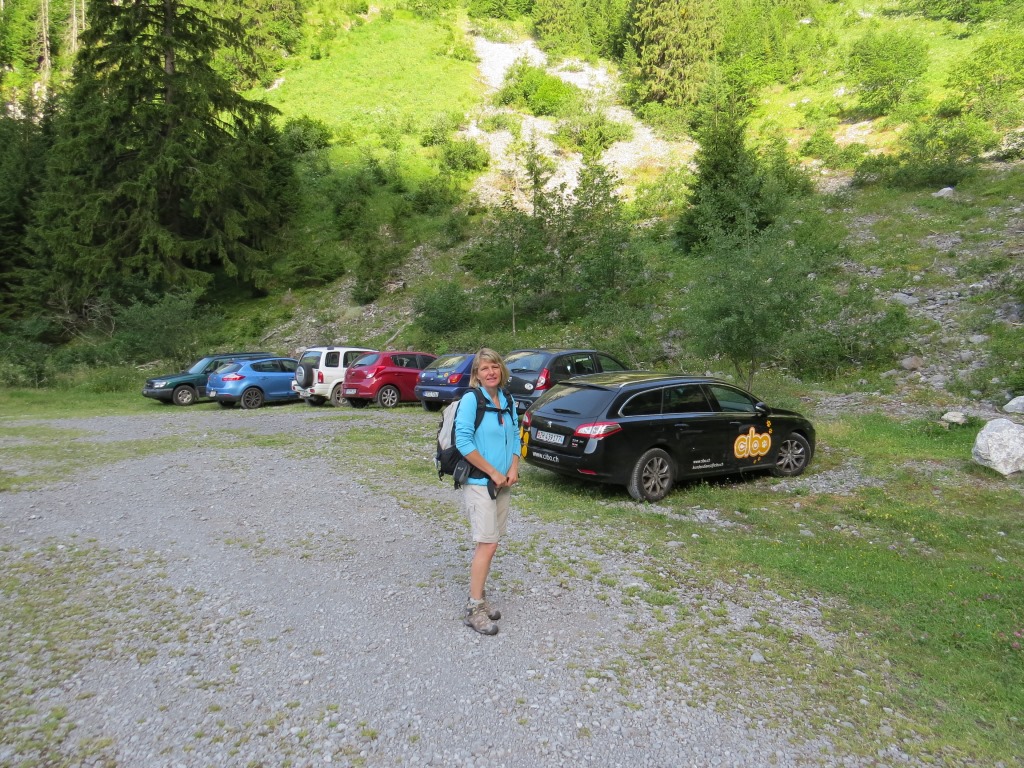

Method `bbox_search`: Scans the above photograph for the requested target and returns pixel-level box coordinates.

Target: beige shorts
[463,484,510,543]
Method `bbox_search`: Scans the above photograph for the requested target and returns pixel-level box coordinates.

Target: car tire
[627,448,675,502]
[346,398,369,409]
[240,388,265,410]
[376,385,400,408]
[294,364,314,388]
[421,400,443,412]
[771,433,811,477]
[330,386,346,407]
[172,386,197,406]
[306,395,327,407]
[218,401,234,409]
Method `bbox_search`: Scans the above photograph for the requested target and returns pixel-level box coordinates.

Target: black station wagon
[520,372,816,502]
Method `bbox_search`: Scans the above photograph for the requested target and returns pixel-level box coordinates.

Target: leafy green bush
[405,0,458,18]
[854,114,999,188]
[440,138,490,173]
[411,172,462,213]
[281,116,334,155]
[495,59,580,117]
[479,112,522,137]
[414,281,473,335]
[553,107,633,159]
[947,31,1024,128]
[799,128,869,169]
[784,290,911,378]
[421,112,465,147]
[847,28,929,116]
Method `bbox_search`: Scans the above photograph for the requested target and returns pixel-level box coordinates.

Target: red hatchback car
[342,351,438,408]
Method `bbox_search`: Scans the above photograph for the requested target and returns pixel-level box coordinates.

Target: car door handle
[674,422,690,429]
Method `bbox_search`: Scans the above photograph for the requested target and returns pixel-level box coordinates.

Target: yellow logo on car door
[734,427,771,459]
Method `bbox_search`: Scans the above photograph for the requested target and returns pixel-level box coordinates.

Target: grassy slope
[266,13,482,130]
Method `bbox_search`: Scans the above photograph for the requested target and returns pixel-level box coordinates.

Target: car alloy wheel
[377,385,400,408]
[240,388,265,410]
[330,386,346,407]
[172,386,196,406]
[628,448,674,502]
[771,434,810,477]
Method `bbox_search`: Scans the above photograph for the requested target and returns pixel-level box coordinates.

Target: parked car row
[142,347,816,502]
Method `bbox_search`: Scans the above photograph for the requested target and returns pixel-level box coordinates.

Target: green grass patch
[264,15,482,132]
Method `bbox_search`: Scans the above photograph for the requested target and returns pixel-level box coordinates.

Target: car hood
[146,372,196,384]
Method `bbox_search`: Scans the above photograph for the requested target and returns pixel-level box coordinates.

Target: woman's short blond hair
[469,347,511,389]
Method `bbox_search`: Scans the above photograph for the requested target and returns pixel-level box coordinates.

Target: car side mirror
[755,402,769,415]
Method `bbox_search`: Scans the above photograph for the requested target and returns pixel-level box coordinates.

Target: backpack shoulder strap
[471,387,488,431]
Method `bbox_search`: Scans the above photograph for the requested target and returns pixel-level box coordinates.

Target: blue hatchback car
[207,358,300,409]
[414,352,475,411]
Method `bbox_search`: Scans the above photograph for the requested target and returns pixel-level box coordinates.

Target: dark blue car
[207,358,300,409]
[414,352,475,411]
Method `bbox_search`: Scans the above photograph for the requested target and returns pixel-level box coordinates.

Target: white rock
[1003,396,1024,414]
[941,411,968,425]
[972,419,1024,476]
[932,187,956,198]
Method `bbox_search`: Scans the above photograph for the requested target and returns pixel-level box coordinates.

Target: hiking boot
[481,592,501,621]
[464,601,498,635]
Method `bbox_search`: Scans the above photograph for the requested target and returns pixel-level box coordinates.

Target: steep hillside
[252,21,1022,419]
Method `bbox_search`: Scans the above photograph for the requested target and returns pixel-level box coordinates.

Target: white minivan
[292,346,376,406]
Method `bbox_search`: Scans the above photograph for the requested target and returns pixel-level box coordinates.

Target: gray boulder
[972,419,1024,476]
[1003,396,1024,414]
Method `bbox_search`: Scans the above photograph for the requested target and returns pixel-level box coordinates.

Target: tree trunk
[39,0,51,80]
[70,0,78,55]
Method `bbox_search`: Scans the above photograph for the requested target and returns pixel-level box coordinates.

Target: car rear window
[299,351,322,366]
[428,354,469,371]
[353,353,380,366]
[218,363,241,374]
[505,351,547,372]
[533,383,615,417]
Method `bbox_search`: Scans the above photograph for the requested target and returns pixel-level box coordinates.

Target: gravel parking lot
[1,407,914,767]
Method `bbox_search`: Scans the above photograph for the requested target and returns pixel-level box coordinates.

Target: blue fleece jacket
[453,388,520,485]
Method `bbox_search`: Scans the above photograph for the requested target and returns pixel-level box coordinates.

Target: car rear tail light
[574,422,622,439]
[317,370,324,383]
[535,368,551,390]
[578,469,598,475]
[448,373,463,384]
[522,412,532,429]
[222,374,245,382]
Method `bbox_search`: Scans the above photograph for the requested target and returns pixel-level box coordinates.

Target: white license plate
[208,390,217,397]
[424,391,439,398]
[344,388,357,395]
[535,429,564,445]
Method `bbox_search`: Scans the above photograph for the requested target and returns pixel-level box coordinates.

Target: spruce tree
[627,0,721,107]
[30,0,294,320]
[533,0,593,57]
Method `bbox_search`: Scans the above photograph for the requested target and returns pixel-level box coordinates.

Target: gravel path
[0,407,916,767]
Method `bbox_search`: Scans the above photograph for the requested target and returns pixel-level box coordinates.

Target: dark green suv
[142,352,273,406]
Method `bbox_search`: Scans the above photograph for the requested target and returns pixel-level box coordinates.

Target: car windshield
[428,353,470,371]
[505,351,547,373]
[533,383,614,417]
[187,357,216,375]
[353,353,380,367]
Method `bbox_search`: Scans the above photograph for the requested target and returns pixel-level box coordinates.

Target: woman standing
[454,348,521,635]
